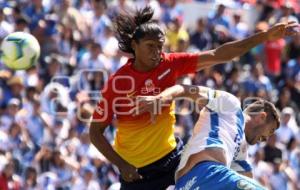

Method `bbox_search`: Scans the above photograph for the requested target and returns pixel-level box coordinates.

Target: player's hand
[131,95,159,123]
[133,96,159,115]
[267,21,300,41]
[132,95,173,123]
[119,163,143,182]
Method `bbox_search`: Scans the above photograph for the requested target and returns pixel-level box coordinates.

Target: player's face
[246,113,278,145]
[132,38,164,71]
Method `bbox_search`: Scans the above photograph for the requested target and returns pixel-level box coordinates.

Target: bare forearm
[216,32,267,60]
[196,31,268,70]
[159,85,209,105]
[89,123,128,168]
[216,31,267,61]
[197,22,299,71]
[158,85,185,100]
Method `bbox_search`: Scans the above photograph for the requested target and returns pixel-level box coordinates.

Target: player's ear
[131,40,137,51]
[252,112,267,124]
[259,112,267,122]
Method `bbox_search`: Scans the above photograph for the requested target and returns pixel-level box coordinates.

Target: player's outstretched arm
[158,84,210,106]
[133,85,211,116]
[196,22,300,71]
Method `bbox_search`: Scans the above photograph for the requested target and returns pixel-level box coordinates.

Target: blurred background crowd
[0,0,300,189]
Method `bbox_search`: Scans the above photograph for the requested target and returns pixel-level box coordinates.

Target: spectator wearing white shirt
[0,98,21,133]
[76,131,95,161]
[78,41,111,70]
[37,171,57,190]
[49,150,74,190]
[73,165,101,190]
[251,150,272,188]
[0,9,14,40]
[99,23,119,59]
[90,0,111,45]
[21,166,42,190]
[229,11,249,40]
[270,157,297,190]
[78,42,111,92]
[276,107,298,145]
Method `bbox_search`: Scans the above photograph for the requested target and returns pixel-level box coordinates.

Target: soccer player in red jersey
[89,6,299,190]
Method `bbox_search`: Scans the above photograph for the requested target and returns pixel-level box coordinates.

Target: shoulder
[217,91,241,107]
[209,91,241,114]
[103,60,133,91]
[162,52,198,62]
[161,52,171,61]
[206,92,243,129]
[111,59,132,76]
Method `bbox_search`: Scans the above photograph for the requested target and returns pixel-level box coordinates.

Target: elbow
[89,122,104,143]
[89,124,96,143]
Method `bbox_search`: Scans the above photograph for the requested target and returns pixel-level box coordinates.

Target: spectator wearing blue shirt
[286,56,300,80]
[24,0,47,31]
[190,18,212,51]
[243,63,273,96]
[160,0,184,25]
[208,4,230,30]
[91,0,112,45]
[270,157,297,190]
[229,12,249,40]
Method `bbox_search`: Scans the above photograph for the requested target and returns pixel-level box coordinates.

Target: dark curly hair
[114,6,165,54]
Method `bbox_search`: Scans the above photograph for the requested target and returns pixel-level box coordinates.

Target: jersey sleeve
[92,78,115,125]
[168,53,198,77]
[206,90,241,114]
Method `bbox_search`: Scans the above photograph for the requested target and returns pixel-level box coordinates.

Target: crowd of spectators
[0,0,299,189]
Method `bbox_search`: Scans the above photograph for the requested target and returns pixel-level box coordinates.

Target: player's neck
[132,60,158,72]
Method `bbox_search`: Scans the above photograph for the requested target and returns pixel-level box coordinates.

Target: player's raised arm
[196,22,300,71]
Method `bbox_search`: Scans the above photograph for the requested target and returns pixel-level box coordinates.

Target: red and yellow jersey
[92,52,198,167]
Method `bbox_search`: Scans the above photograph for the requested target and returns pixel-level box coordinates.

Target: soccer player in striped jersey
[135,84,279,190]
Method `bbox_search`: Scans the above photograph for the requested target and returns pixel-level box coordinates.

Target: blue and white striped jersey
[177,90,252,174]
